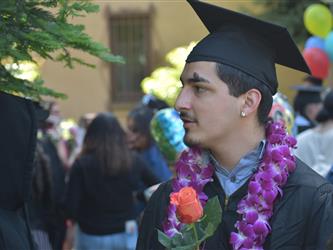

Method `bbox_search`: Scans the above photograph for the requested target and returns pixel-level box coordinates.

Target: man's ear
[241,89,262,116]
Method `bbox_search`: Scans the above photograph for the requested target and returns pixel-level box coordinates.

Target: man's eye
[194,86,206,94]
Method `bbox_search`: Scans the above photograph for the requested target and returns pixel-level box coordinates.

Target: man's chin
[184,135,201,147]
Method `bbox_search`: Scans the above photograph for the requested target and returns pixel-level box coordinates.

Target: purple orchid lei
[230,121,297,250]
[163,121,297,250]
[163,147,214,237]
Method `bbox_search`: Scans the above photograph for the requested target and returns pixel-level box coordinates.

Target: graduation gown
[136,158,333,250]
[0,92,39,249]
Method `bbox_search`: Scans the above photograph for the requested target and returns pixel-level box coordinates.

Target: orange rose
[170,187,203,224]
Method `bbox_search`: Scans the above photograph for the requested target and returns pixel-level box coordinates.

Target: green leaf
[157,230,172,249]
[172,244,198,250]
[202,196,222,229]
[159,196,222,250]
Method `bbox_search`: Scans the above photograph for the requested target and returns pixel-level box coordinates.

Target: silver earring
[240,111,246,117]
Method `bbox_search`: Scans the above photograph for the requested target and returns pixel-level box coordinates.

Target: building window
[109,12,151,103]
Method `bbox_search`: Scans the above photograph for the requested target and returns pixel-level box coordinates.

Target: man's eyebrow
[180,72,211,84]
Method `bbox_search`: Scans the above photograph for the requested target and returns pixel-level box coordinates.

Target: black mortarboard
[186,0,311,95]
[291,84,324,93]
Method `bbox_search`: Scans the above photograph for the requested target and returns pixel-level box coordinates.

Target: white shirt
[295,127,333,177]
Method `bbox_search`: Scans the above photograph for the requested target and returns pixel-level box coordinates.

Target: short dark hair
[215,63,273,125]
[128,105,154,142]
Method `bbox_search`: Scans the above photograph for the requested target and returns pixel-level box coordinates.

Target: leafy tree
[0,0,124,100]
[251,0,323,44]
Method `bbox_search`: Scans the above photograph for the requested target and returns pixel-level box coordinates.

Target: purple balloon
[305,36,325,50]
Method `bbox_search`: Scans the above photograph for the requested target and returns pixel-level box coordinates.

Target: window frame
[107,9,153,104]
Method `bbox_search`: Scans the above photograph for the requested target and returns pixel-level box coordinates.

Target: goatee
[183,133,201,147]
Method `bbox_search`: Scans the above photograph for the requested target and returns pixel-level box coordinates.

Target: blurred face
[46,103,61,127]
[126,117,149,150]
[175,61,241,149]
[306,102,323,122]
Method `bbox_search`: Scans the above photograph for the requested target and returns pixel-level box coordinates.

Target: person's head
[46,101,61,127]
[302,75,323,87]
[175,0,310,148]
[176,61,270,148]
[127,105,154,151]
[142,94,169,111]
[81,112,132,175]
[316,90,333,123]
[293,88,323,122]
[78,113,96,129]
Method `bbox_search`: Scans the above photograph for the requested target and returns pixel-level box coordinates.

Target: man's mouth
[180,116,197,128]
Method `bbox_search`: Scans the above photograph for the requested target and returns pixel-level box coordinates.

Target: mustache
[179,111,197,122]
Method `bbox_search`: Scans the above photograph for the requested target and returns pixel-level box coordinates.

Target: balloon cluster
[141,42,196,107]
[269,92,295,135]
[303,4,333,79]
[150,108,187,163]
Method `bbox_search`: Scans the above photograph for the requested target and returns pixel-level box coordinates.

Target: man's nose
[175,87,192,112]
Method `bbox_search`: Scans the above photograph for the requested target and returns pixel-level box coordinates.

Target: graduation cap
[291,84,324,93]
[186,0,311,95]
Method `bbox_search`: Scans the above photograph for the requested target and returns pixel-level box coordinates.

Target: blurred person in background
[29,144,55,250]
[292,76,324,134]
[65,113,97,169]
[38,101,67,250]
[65,112,159,250]
[127,105,172,182]
[295,89,333,177]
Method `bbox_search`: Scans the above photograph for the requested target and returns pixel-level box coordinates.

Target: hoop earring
[240,111,246,118]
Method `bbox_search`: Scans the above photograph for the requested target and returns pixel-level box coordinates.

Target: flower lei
[163,147,214,237]
[163,121,297,250]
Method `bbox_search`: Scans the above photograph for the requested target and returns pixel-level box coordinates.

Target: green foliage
[251,0,320,44]
[158,196,222,250]
[0,0,124,100]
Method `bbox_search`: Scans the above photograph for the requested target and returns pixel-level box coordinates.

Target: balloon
[325,31,333,62]
[269,93,295,135]
[303,47,330,79]
[305,36,325,50]
[150,108,187,163]
[304,4,332,38]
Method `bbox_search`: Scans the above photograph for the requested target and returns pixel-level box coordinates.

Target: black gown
[137,158,333,250]
[0,92,39,249]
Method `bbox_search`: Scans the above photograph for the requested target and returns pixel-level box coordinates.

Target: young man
[136,1,333,249]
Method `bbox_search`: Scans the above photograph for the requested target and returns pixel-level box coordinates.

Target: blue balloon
[325,32,333,62]
[305,36,325,50]
[151,108,187,162]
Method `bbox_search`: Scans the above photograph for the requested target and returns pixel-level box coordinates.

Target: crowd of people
[24,98,170,250]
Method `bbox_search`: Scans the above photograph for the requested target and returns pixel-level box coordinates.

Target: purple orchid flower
[164,121,296,249]
[163,147,214,240]
[230,121,297,249]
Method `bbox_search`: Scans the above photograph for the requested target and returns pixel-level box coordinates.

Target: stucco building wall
[41,1,307,123]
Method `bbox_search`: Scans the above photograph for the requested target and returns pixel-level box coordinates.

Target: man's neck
[209,123,265,171]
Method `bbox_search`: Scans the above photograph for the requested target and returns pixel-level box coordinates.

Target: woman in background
[65,112,158,250]
[29,144,54,250]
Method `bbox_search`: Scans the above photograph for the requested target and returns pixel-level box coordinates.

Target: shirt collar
[210,140,266,177]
